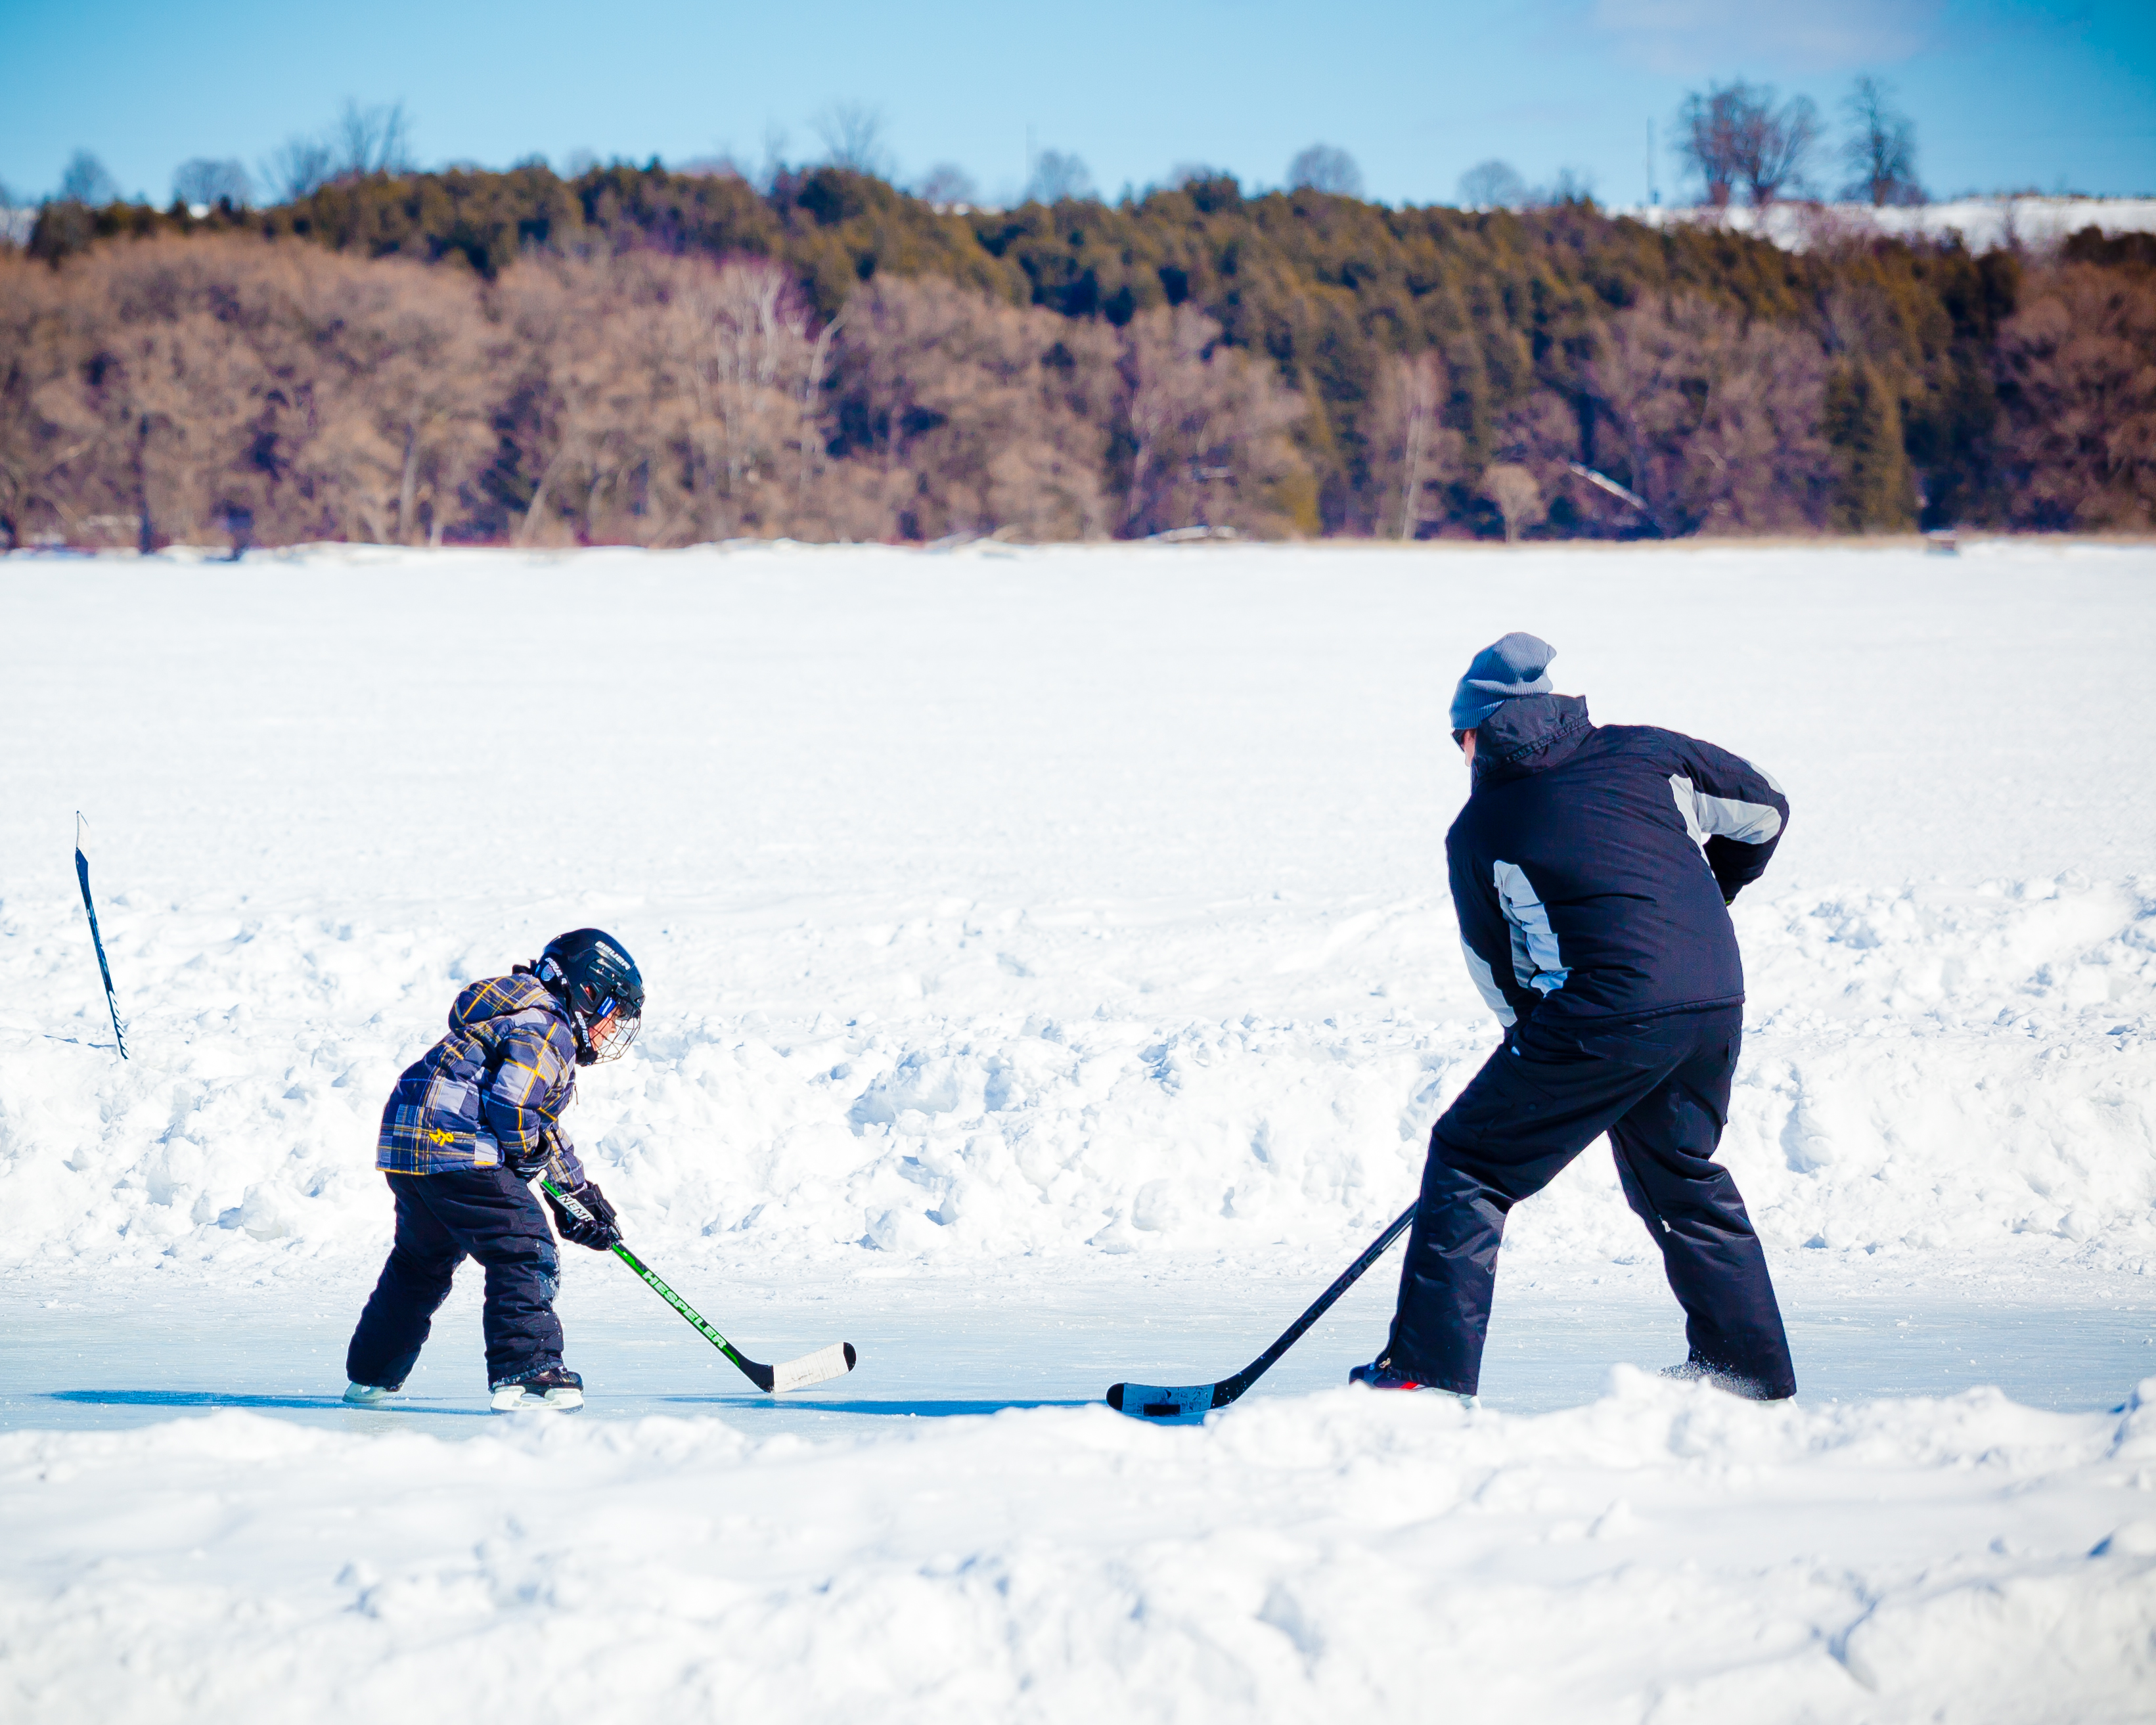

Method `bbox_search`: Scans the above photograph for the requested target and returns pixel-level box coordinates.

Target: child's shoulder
[451,973,566,1034]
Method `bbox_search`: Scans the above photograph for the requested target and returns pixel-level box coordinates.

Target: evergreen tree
[1825,360,1914,531]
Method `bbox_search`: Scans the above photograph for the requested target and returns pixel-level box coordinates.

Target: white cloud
[1589,0,1943,73]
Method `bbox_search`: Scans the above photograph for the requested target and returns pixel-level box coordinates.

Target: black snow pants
[346,1165,564,1390]
[1383,1004,1796,1399]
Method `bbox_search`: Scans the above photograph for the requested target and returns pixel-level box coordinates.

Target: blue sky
[1,0,2150,208]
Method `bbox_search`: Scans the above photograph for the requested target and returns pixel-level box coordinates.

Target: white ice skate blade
[490,1385,585,1412]
[771,1343,855,1394]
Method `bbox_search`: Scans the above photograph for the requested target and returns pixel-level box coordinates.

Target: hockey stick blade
[771,1342,857,1393]
[1106,1201,1417,1423]
[541,1176,859,1395]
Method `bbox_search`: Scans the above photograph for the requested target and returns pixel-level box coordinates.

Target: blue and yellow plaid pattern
[376,974,587,1180]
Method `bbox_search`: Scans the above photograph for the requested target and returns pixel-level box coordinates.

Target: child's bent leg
[346,1174,464,1388]
[452,1167,566,1385]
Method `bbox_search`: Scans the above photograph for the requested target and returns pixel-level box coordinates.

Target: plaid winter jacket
[376,974,589,1180]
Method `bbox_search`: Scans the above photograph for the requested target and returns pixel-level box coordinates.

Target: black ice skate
[489,1365,585,1412]
[1349,1360,1475,1406]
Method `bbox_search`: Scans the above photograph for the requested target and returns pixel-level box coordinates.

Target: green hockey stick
[541,1176,855,1393]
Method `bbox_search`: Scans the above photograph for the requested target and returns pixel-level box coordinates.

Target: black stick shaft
[74,842,127,1061]
[1213,1201,1417,1405]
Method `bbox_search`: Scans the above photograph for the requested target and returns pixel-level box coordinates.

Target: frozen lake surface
[3,1265,2152,1437]
[3,538,2154,1720]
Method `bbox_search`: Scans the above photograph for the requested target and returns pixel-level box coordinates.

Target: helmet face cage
[535,930,644,1067]
[574,983,641,1064]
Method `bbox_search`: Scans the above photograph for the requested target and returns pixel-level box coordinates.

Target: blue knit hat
[1450,632,1556,730]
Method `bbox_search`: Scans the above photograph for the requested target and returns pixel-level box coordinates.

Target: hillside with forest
[3,161,2152,550]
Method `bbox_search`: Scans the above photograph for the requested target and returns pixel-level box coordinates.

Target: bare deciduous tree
[1538,168,1596,208]
[1118,305,1306,537]
[815,103,891,178]
[59,151,121,206]
[1491,390,1595,526]
[291,255,491,543]
[332,101,413,177]
[263,101,412,203]
[263,137,336,202]
[916,164,980,208]
[663,256,832,539]
[1840,78,1923,207]
[1738,90,1820,206]
[1286,145,1363,198]
[1482,463,1542,541]
[495,259,669,546]
[1677,82,1819,209]
[171,158,254,210]
[1025,150,1093,204]
[1457,159,1527,211]
[1370,351,1461,538]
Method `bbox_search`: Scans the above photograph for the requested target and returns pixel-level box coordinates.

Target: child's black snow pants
[1384,1004,1796,1399]
[346,1166,564,1390]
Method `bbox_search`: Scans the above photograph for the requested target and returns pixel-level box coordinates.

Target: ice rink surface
[3,538,2154,1720]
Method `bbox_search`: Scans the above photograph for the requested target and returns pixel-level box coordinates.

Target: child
[344,928,643,1412]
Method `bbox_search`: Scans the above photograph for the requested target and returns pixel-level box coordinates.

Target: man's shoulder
[1556,725,1717,786]
[1579,723,1688,759]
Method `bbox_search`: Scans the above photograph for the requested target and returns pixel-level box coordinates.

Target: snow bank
[5,1375,2153,1722]
[2,541,2153,1281]
[1618,196,2156,254]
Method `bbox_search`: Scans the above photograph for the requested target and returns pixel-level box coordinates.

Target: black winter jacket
[1447,694,1788,1029]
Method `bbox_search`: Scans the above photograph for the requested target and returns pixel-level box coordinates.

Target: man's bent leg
[1383,1019,1680,1394]
[1607,1007,1796,1399]
[1383,1140,1519,1394]
[346,1173,463,1389]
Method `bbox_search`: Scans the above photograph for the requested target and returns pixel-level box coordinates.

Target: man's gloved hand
[545,1179,622,1251]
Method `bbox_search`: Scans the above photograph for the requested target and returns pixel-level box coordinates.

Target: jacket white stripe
[1669,774,1782,847]
[1493,861,1569,997]
[1459,937,1517,1026]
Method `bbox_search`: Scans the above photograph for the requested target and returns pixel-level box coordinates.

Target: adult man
[1356,633,1797,1400]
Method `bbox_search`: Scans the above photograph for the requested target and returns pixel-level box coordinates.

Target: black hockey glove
[545,1179,622,1251]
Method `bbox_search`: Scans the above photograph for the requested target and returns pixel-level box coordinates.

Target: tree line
[4,161,2152,550]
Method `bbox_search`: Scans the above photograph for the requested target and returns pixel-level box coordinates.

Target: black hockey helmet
[533,928,644,1065]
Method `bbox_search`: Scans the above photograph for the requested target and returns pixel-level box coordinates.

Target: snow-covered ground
[1617,195,2156,252]
[3,538,2153,1720]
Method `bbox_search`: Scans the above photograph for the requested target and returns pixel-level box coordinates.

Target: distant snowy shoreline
[1611,194,2156,252]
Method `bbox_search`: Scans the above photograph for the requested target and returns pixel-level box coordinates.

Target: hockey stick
[73,815,127,1061]
[1106,1201,1417,1422]
[540,1177,856,1393]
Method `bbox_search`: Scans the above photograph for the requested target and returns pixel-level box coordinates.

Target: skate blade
[1105,1382,1214,1423]
[342,1383,401,1408]
[490,1385,585,1412]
